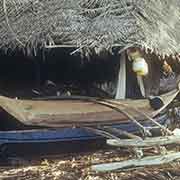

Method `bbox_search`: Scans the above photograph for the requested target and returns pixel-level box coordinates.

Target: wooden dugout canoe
[0,84,178,128]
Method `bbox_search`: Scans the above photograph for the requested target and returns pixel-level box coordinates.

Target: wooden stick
[102,126,142,139]
[107,135,180,147]
[137,75,145,97]
[91,152,180,172]
[44,43,132,49]
[104,99,172,135]
[84,127,119,139]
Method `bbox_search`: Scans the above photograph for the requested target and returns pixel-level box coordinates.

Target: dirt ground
[1,148,180,180]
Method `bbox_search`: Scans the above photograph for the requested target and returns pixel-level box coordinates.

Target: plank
[91,152,180,172]
[107,135,180,147]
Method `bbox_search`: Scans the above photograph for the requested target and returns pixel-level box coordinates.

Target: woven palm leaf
[0,0,180,56]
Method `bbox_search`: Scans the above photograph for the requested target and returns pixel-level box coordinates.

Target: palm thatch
[0,0,180,57]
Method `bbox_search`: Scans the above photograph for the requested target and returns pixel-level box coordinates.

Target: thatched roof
[0,0,180,57]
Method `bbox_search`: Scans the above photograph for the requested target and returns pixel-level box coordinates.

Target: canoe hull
[0,113,167,145]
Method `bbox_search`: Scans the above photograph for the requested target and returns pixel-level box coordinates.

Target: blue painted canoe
[0,113,168,145]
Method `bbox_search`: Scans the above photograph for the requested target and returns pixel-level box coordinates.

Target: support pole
[115,51,126,99]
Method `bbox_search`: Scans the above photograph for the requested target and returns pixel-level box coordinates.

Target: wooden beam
[91,152,180,172]
[107,135,180,147]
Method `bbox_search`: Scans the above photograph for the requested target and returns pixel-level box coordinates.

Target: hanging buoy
[127,50,148,76]
[132,57,148,76]
[127,49,149,97]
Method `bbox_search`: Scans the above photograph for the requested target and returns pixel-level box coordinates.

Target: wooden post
[115,51,126,99]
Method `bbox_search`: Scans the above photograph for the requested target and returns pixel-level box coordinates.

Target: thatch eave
[0,0,180,57]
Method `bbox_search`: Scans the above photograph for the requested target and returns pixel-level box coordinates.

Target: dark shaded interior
[0,48,119,99]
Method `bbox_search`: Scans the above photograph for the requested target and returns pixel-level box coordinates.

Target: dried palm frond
[0,0,180,57]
